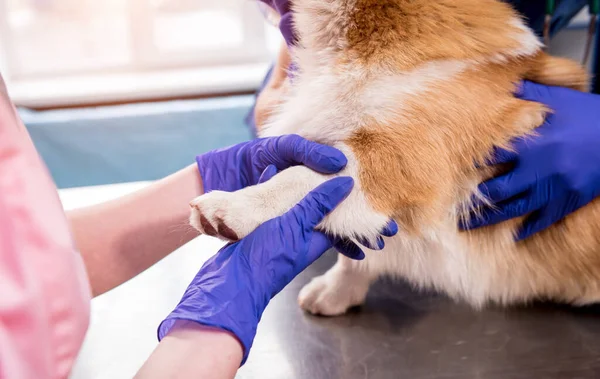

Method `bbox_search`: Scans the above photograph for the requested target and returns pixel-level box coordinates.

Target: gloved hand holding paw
[160,177,377,364]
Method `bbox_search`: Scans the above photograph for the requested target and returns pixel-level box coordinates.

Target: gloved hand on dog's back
[462,81,600,240]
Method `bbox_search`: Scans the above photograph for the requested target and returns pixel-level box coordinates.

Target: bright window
[0,0,282,107]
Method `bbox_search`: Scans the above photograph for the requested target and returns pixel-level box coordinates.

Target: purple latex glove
[196,135,398,258]
[159,176,396,364]
[258,0,296,45]
[197,134,346,193]
[462,81,600,240]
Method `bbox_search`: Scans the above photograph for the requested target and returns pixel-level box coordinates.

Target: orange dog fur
[189,0,599,314]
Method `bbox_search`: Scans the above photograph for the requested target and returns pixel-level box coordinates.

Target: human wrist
[138,321,242,378]
[195,153,218,193]
[158,271,269,365]
[165,320,244,353]
[195,147,244,193]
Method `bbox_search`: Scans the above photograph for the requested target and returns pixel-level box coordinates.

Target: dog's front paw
[189,191,261,241]
[298,271,369,316]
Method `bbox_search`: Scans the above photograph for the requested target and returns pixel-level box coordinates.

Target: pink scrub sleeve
[0,76,91,378]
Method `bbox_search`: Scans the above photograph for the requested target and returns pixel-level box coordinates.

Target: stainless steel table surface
[240,252,600,379]
[64,183,600,379]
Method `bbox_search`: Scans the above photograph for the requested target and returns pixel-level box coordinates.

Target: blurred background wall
[0,0,596,188]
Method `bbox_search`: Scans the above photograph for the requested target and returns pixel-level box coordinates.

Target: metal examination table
[242,254,600,379]
[64,183,600,379]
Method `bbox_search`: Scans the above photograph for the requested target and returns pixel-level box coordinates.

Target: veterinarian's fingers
[273,134,348,174]
[284,177,354,231]
[517,210,559,241]
[356,220,398,248]
[474,147,517,170]
[478,170,529,204]
[357,236,385,250]
[258,165,278,184]
[303,231,337,264]
[517,206,558,241]
[463,195,544,229]
[381,220,399,237]
[514,80,553,102]
[333,238,366,260]
[486,146,519,166]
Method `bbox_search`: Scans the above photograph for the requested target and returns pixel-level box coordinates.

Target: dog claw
[200,214,218,236]
[216,219,240,241]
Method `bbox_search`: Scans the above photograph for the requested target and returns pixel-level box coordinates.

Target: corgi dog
[189,0,597,316]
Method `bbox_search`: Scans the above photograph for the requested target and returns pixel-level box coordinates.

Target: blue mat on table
[20,96,254,189]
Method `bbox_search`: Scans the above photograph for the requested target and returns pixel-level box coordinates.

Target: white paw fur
[189,190,262,241]
[298,259,371,316]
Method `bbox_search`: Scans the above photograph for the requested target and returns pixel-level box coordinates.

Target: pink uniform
[0,75,91,378]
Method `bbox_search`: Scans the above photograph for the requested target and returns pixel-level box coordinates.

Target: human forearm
[135,322,242,379]
[68,164,203,296]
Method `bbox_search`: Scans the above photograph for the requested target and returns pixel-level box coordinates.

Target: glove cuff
[196,154,232,193]
[157,317,255,365]
[157,286,270,366]
[195,154,214,193]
